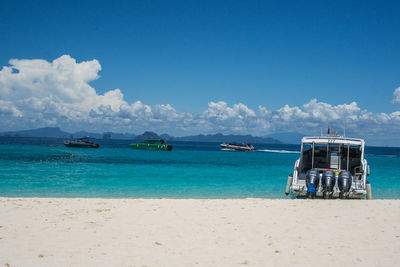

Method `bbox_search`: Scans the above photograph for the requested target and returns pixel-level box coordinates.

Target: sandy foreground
[0,198,399,267]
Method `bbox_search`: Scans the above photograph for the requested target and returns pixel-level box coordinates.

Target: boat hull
[220,144,254,151]
[292,189,364,199]
[64,142,99,148]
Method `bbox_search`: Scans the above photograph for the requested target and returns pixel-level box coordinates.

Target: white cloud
[199,101,260,133]
[274,104,308,121]
[203,101,256,121]
[0,55,399,144]
[393,87,400,104]
[0,55,189,132]
[0,55,100,104]
[0,100,22,117]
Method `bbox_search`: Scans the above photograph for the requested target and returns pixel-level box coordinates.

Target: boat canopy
[302,136,364,146]
[80,136,95,140]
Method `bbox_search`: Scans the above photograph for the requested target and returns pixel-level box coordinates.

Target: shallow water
[0,137,399,198]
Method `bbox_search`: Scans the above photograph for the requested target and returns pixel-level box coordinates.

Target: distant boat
[64,136,99,148]
[220,143,255,151]
[130,139,172,151]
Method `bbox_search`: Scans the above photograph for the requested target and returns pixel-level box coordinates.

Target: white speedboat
[285,135,372,199]
[220,143,255,151]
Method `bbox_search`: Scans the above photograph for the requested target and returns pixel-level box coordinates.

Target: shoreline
[1,198,399,266]
[1,196,399,200]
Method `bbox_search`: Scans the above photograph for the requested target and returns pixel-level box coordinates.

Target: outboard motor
[321,170,336,199]
[305,169,320,199]
[338,170,352,199]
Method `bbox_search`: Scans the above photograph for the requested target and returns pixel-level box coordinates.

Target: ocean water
[0,137,399,199]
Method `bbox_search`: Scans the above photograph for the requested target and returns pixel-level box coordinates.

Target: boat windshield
[300,142,362,174]
[80,136,94,140]
[228,143,248,146]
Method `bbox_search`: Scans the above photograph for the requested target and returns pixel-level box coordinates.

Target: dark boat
[63,136,99,148]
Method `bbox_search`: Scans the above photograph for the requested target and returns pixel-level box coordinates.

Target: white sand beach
[0,198,399,267]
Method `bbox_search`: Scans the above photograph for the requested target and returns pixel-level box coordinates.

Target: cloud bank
[0,55,399,144]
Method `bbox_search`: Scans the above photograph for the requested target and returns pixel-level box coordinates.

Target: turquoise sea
[0,137,399,199]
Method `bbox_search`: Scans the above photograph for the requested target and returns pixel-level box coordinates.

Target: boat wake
[220,148,235,151]
[257,149,300,154]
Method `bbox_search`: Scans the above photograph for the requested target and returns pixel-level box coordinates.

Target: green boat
[130,139,172,151]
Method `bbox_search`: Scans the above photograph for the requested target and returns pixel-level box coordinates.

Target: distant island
[134,131,161,140]
[163,133,282,144]
[134,131,281,144]
[1,127,136,140]
[0,127,304,144]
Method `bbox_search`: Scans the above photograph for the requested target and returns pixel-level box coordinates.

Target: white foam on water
[257,149,300,154]
[220,148,234,151]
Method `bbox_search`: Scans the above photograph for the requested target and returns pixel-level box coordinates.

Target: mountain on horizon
[1,127,136,140]
[160,133,174,140]
[1,127,306,144]
[134,131,160,140]
[72,131,103,139]
[2,127,70,138]
[169,133,281,144]
[72,131,136,140]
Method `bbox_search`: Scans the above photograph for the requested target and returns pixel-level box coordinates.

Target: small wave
[220,148,235,151]
[365,153,399,158]
[257,149,300,154]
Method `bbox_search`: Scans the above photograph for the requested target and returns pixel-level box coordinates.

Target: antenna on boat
[343,126,346,137]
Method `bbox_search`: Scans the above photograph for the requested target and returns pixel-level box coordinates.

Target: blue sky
[0,0,400,144]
